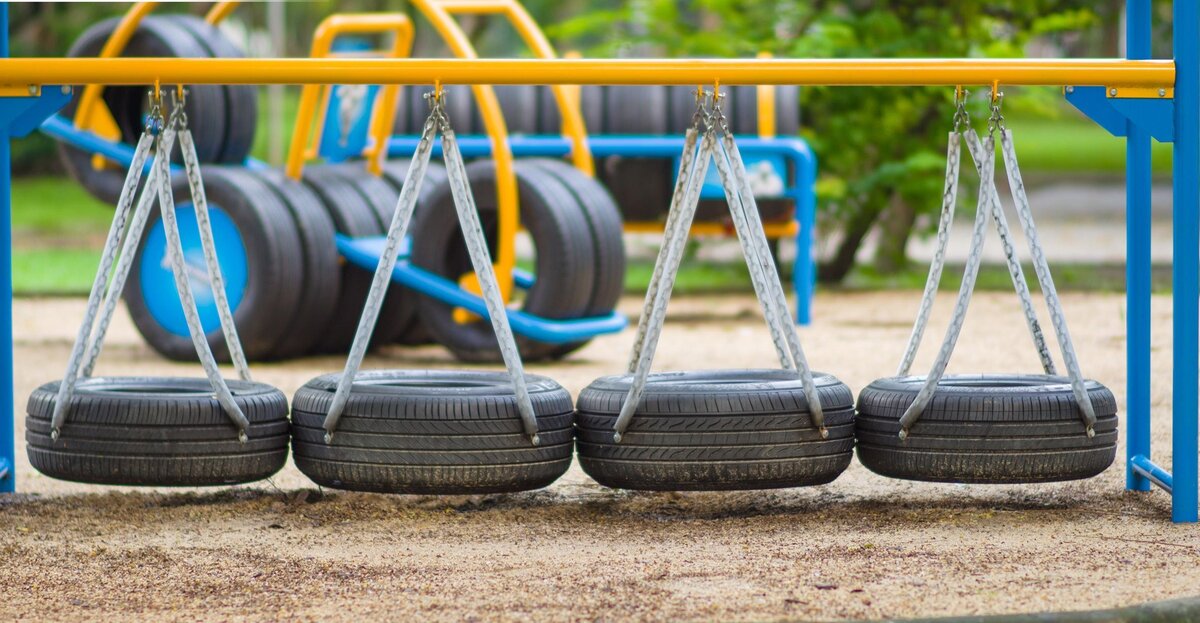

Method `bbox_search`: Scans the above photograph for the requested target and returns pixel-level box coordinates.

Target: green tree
[548,0,1098,282]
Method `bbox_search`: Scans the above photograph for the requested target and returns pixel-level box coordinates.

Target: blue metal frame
[1067,0,1199,523]
[336,235,626,343]
[0,4,73,492]
[386,134,818,325]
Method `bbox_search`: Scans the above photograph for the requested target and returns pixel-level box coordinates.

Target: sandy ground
[2,291,1198,622]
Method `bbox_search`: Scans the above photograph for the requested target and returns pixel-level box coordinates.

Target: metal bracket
[0,85,70,137]
[1066,85,1175,143]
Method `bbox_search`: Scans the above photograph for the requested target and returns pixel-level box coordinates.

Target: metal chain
[153,104,250,438]
[322,97,440,441]
[613,105,716,442]
[437,102,541,444]
[49,109,157,436]
[709,95,793,371]
[898,132,998,436]
[627,122,702,373]
[712,98,826,434]
[82,124,177,377]
[963,128,1056,375]
[898,130,961,376]
[999,128,1097,435]
[82,127,174,377]
[175,90,252,382]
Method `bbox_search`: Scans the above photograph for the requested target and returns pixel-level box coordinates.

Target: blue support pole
[1125,0,1153,492]
[0,2,14,493]
[1172,0,1199,523]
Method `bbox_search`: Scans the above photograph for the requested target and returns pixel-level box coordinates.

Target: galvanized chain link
[322,98,440,441]
[898,132,998,436]
[627,122,702,373]
[999,128,1097,435]
[708,95,793,372]
[81,126,176,377]
[898,131,961,376]
[613,102,716,442]
[154,104,250,438]
[711,98,826,434]
[176,89,251,382]
[963,129,1056,375]
[49,119,156,436]
[438,100,541,444]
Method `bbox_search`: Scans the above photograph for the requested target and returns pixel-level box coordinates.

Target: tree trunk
[817,204,878,284]
[872,192,916,274]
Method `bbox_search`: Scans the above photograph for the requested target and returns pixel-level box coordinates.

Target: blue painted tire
[124,167,305,361]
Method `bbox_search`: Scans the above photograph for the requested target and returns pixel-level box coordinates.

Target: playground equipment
[577,91,853,490]
[43,3,629,362]
[27,89,288,486]
[855,92,1118,483]
[293,91,573,493]
[0,1,1196,522]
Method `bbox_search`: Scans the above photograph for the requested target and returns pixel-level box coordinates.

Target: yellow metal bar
[756,52,776,139]
[6,57,1172,88]
[285,13,414,180]
[204,1,240,25]
[413,0,519,306]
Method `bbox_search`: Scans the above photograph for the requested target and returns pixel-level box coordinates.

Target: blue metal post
[1172,0,1199,523]
[1125,0,1153,492]
[795,147,816,325]
[0,2,14,493]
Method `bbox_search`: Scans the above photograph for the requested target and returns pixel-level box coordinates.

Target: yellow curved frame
[284,13,414,180]
[411,0,599,306]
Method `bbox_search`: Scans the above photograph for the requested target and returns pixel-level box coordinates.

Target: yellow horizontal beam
[0,57,1174,89]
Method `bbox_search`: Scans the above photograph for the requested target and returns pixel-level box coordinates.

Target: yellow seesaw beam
[0,58,1174,90]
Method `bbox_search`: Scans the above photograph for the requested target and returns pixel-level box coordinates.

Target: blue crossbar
[336,235,626,344]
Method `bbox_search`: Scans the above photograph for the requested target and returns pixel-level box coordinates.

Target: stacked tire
[58,14,257,203]
[394,84,801,226]
[409,158,624,362]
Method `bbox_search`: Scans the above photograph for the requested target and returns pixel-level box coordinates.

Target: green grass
[13,248,102,295]
[1003,111,1173,174]
[11,176,114,236]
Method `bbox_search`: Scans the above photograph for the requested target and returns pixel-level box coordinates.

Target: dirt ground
[2,291,1198,622]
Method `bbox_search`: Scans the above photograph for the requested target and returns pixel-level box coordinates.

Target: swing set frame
[0,0,1195,523]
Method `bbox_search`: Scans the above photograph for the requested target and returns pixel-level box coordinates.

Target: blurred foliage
[545,0,1142,281]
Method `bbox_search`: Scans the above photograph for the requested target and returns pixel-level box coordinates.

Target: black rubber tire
[493,85,539,135]
[301,164,396,353]
[250,169,341,358]
[576,369,855,491]
[522,158,626,357]
[320,163,418,345]
[26,377,288,486]
[410,159,596,362]
[161,14,257,164]
[604,86,668,134]
[290,370,574,494]
[58,16,227,203]
[124,166,304,362]
[855,374,1119,484]
[377,159,448,346]
[597,156,674,223]
[775,85,800,135]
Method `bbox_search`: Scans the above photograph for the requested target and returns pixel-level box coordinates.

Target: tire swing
[291,90,573,494]
[855,91,1117,484]
[28,90,288,486]
[576,90,854,491]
